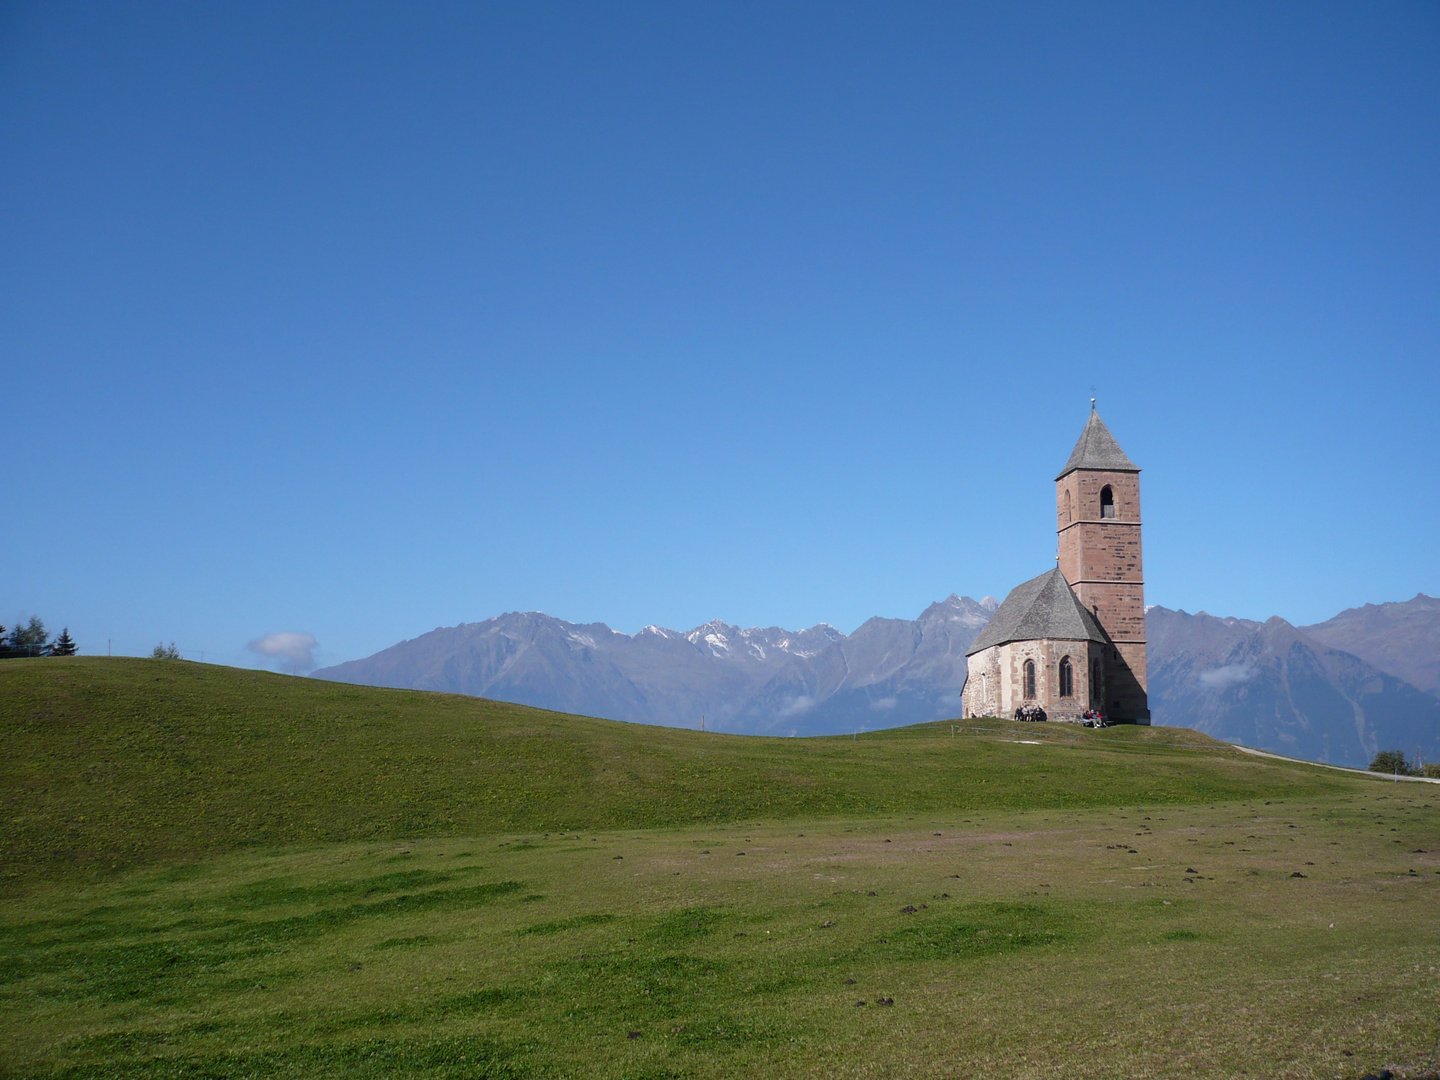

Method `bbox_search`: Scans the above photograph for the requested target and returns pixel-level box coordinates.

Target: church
[961,403,1150,724]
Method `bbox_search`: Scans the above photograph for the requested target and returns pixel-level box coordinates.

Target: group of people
[1011,704,1110,726]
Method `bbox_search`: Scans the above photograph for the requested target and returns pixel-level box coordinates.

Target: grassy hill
[2,657,1348,884]
[2,658,1437,1079]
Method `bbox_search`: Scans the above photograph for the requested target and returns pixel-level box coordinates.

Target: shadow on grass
[0,881,525,1005]
[850,901,1077,963]
[519,912,616,935]
[44,1033,531,1079]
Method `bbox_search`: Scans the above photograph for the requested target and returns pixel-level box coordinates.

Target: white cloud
[247,631,319,674]
[869,697,898,712]
[779,694,815,717]
[1198,663,1256,689]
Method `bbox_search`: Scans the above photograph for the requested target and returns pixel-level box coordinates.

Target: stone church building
[961,404,1150,723]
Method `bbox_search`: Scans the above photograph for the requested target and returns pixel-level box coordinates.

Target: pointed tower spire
[1056,402,1139,480]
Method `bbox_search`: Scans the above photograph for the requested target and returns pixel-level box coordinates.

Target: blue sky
[3,2,1437,671]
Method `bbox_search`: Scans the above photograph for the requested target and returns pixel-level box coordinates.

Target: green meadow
[2,658,1437,1078]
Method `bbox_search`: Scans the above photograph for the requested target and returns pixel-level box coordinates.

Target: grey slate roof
[965,568,1110,655]
[1056,405,1139,479]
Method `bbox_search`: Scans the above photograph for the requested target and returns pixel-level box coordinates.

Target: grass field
[2,658,1437,1078]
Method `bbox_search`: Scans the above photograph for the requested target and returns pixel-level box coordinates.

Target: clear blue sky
[3,2,1437,672]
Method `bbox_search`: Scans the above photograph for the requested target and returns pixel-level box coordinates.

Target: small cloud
[779,694,815,717]
[247,631,318,674]
[1198,663,1256,689]
[869,697,898,712]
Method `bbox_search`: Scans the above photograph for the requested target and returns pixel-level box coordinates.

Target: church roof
[1056,404,1139,480]
[966,568,1110,655]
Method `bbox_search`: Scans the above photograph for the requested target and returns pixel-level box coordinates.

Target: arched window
[1058,656,1073,697]
[1091,659,1102,705]
[1100,485,1115,518]
[1023,659,1036,699]
[1063,489,1072,524]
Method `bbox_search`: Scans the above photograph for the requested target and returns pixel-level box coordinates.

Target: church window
[1064,489,1072,524]
[1091,658,1101,700]
[1059,656,1073,697]
[1023,660,1036,699]
[1100,485,1115,518]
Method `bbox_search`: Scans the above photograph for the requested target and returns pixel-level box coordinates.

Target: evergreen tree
[51,628,77,656]
[151,642,181,660]
[7,616,48,654]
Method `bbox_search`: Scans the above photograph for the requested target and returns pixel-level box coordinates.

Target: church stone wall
[1057,471,1141,531]
[962,647,1003,719]
[1071,580,1146,644]
[963,638,1098,720]
[1058,465,1148,722]
[1059,526,1143,584]
[1106,642,1149,720]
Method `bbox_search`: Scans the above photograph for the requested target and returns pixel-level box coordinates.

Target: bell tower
[1056,402,1149,721]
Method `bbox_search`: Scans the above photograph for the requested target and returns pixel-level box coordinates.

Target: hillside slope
[0,657,1356,884]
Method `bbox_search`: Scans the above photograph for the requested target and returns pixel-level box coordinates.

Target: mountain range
[1300,593,1440,695]
[1147,598,1440,768]
[315,595,998,737]
[314,593,1440,767]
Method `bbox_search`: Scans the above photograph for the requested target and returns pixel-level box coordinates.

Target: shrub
[1368,750,1413,776]
[1423,762,1440,780]
[151,642,181,660]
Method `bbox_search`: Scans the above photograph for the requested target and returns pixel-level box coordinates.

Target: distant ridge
[317,593,1440,764]
[1301,593,1440,695]
[314,596,1000,736]
[1147,606,1440,768]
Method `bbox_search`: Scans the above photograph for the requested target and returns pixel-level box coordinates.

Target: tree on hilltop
[151,642,181,659]
[1368,750,1414,776]
[51,628,78,656]
[6,616,49,656]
